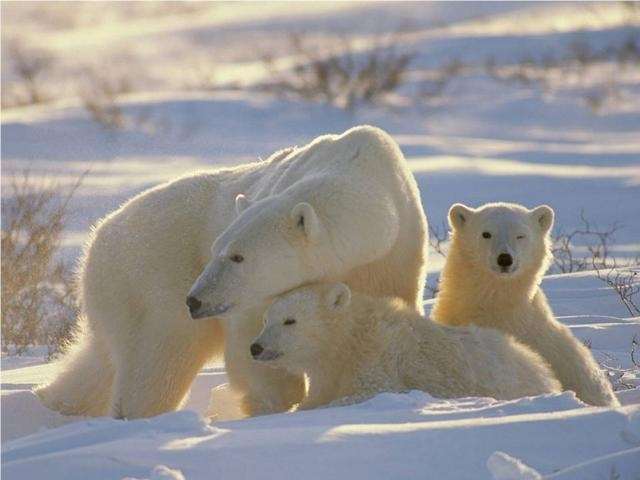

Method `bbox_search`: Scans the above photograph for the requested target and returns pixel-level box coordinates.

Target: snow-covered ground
[2,2,639,479]
[2,270,640,479]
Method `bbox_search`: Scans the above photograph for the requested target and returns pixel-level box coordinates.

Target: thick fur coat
[252,283,561,410]
[432,202,618,407]
[37,126,428,418]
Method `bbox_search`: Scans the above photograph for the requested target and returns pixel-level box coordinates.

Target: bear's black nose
[497,253,513,267]
[250,343,264,358]
[186,296,202,315]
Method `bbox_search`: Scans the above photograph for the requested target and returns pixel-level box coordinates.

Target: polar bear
[432,202,619,407]
[37,126,428,419]
[251,282,560,410]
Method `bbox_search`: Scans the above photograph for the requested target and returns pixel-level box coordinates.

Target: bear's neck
[304,365,346,408]
[304,300,389,405]
[432,239,542,327]
[343,261,423,314]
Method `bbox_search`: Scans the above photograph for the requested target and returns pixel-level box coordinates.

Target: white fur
[253,283,560,410]
[37,126,428,418]
[432,202,619,407]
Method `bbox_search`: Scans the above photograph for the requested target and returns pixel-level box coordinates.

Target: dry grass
[2,41,54,108]
[596,334,640,392]
[1,172,84,359]
[260,30,414,111]
[485,34,640,114]
[78,71,170,134]
[594,266,640,317]
[422,221,449,299]
[550,210,622,274]
[417,59,464,104]
[548,211,640,314]
[79,71,132,130]
[428,221,448,259]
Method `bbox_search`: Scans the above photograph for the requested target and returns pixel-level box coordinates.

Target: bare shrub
[79,71,131,130]
[423,221,450,299]
[485,55,548,89]
[424,279,440,300]
[78,71,170,134]
[1,172,83,359]
[418,59,464,104]
[550,211,640,315]
[615,33,640,65]
[485,34,640,113]
[260,30,414,111]
[584,79,623,113]
[594,266,640,317]
[550,211,622,273]
[4,41,54,107]
[596,335,640,391]
[428,221,448,258]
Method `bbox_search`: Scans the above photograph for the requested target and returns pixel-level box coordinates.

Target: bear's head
[186,187,348,319]
[447,202,554,280]
[187,175,398,320]
[250,283,352,371]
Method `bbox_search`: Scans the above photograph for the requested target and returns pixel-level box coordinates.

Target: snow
[2,2,639,479]
[487,452,545,480]
[3,273,638,479]
[2,393,639,480]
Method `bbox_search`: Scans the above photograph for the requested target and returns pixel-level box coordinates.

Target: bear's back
[247,125,408,201]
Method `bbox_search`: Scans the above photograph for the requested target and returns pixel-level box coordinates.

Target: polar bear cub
[432,202,619,407]
[251,283,560,410]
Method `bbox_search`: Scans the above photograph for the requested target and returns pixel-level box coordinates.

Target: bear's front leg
[528,318,619,407]
[109,310,221,419]
[238,367,306,416]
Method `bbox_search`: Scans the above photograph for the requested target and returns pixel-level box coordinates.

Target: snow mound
[3,395,638,480]
[487,452,542,480]
[1,389,79,443]
[118,464,186,480]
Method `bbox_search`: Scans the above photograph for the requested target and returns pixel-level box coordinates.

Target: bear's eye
[283,318,296,326]
[482,232,492,239]
[516,235,526,240]
[230,254,244,263]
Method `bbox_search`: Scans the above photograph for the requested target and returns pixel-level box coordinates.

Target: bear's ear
[235,194,250,216]
[325,283,351,312]
[448,203,474,230]
[530,205,554,234]
[290,202,320,240]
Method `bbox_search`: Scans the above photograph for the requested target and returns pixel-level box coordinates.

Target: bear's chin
[488,266,522,279]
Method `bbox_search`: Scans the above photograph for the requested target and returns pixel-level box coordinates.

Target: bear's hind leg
[36,330,113,416]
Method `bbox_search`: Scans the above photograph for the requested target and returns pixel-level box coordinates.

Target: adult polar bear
[38,125,428,419]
